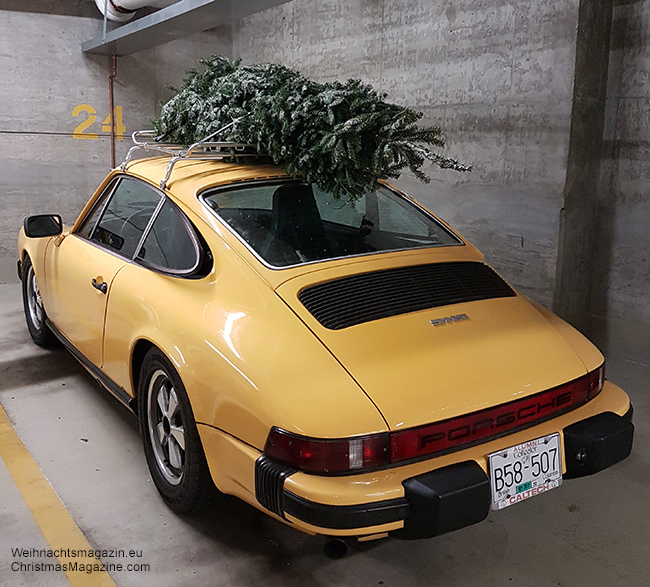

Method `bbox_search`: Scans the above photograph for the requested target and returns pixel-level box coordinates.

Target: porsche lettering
[419,390,575,450]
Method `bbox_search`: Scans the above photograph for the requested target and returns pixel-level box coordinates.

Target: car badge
[430,313,469,326]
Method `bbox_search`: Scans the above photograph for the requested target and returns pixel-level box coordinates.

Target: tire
[138,348,215,513]
[21,256,57,347]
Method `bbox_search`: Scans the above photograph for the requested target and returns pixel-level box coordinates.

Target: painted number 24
[72,104,126,140]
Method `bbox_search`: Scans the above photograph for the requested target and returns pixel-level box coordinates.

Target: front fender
[17,225,61,304]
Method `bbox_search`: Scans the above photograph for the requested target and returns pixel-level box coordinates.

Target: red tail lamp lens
[264,428,388,474]
[587,364,605,399]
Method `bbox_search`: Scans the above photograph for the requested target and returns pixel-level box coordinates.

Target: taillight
[264,363,605,475]
[264,427,388,474]
[587,363,605,399]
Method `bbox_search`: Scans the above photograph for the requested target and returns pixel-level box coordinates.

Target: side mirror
[24,214,63,238]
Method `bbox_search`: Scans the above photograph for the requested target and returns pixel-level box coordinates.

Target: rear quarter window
[136,199,201,273]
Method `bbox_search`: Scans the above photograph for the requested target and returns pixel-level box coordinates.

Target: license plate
[488,433,562,510]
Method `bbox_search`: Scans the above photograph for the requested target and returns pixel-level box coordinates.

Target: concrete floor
[0,281,648,587]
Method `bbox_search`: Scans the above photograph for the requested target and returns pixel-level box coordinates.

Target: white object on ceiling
[94,0,178,22]
[84,0,292,55]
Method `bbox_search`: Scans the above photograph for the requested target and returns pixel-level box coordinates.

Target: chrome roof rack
[121,120,259,190]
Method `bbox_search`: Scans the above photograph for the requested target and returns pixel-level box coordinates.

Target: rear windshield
[201,181,462,267]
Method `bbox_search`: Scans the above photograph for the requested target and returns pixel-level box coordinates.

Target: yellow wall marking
[72,105,126,140]
[0,403,117,587]
[72,104,98,140]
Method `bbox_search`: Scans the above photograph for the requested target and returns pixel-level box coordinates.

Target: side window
[77,180,119,239]
[136,200,200,273]
[87,177,162,259]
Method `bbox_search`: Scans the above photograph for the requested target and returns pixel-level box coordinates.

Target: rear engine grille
[298,262,516,330]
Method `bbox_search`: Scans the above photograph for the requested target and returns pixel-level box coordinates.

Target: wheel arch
[135,340,217,511]
[17,248,28,280]
[18,246,37,281]
[130,338,196,415]
[130,338,156,414]
[17,229,55,295]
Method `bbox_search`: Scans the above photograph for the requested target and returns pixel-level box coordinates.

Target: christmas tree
[153,56,469,199]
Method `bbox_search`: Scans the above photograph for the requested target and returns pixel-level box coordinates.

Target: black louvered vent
[255,456,296,518]
[298,262,516,330]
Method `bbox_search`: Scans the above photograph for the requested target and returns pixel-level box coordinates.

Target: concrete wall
[589,0,650,364]
[234,0,581,309]
[0,4,231,282]
[553,0,613,333]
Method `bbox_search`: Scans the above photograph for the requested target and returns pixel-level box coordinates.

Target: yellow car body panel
[17,156,634,540]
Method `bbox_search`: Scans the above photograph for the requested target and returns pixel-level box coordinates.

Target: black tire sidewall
[21,256,56,347]
[137,348,213,513]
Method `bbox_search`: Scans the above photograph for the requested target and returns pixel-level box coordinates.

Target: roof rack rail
[121,121,259,189]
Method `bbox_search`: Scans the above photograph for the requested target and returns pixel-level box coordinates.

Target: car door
[44,176,163,368]
[101,196,206,389]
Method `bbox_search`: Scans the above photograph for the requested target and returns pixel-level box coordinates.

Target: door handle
[91,278,108,294]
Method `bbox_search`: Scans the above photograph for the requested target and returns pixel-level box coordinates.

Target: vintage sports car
[18,133,634,543]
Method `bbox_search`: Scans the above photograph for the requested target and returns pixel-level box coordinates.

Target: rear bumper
[563,405,634,478]
[256,405,634,539]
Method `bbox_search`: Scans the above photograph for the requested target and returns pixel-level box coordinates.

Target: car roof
[123,156,294,230]
[125,156,289,199]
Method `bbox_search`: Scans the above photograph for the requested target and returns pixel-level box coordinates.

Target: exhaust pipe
[94,0,176,23]
[323,539,348,559]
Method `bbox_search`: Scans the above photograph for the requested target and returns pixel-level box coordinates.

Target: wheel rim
[147,369,186,486]
[26,265,44,329]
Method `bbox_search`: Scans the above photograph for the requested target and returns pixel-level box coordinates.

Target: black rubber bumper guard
[563,405,634,478]
[255,406,634,538]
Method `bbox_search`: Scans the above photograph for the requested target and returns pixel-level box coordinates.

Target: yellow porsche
[17,136,633,542]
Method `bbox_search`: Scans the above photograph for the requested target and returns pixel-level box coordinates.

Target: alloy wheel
[147,369,186,485]
[26,265,44,330]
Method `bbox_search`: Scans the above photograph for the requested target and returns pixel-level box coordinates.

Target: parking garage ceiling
[83,0,292,55]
